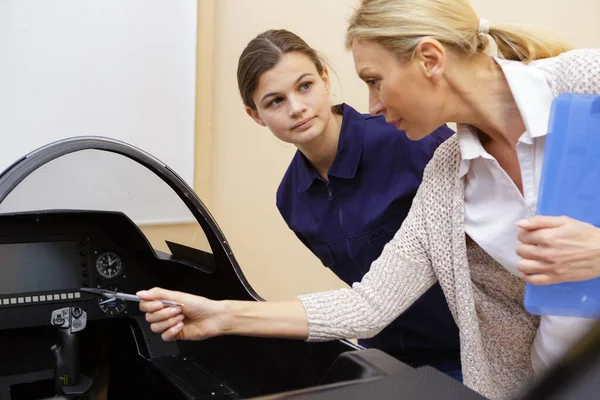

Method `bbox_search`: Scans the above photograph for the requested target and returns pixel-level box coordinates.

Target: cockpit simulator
[0,137,597,400]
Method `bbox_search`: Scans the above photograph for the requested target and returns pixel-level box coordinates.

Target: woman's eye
[365,79,381,91]
[268,97,283,107]
[299,82,312,91]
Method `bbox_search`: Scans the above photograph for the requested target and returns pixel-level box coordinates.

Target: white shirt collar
[457,57,556,177]
[495,56,556,141]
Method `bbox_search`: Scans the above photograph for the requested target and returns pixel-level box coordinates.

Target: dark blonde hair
[237,30,327,110]
[346,0,573,63]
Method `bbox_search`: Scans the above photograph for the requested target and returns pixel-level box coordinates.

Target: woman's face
[351,39,446,140]
[246,52,333,146]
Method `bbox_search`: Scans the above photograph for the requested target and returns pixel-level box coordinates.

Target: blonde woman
[138,1,600,398]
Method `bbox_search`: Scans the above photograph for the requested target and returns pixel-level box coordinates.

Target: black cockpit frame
[0,136,261,302]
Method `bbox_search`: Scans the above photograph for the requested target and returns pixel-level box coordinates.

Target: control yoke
[50,307,93,398]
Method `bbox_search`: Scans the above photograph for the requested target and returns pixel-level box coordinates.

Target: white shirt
[458,56,596,374]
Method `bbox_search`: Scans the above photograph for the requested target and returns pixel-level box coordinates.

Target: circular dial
[97,285,127,316]
[95,252,124,279]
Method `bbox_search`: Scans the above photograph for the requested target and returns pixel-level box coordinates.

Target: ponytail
[489,24,573,63]
[346,0,574,64]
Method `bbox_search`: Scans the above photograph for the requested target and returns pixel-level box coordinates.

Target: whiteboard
[0,0,197,224]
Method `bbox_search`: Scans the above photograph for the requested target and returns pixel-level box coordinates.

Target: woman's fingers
[522,273,559,286]
[161,322,184,341]
[145,306,183,323]
[517,258,552,275]
[139,300,166,313]
[137,287,188,303]
[149,313,185,334]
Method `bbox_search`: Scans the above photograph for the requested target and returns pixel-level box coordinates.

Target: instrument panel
[0,210,173,330]
[0,238,130,317]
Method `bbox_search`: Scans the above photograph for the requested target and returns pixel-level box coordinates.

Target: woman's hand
[138,287,226,341]
[138,288,310,341]
[516,216,600,285]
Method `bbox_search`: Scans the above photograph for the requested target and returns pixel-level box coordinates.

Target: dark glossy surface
[0,210,358,399]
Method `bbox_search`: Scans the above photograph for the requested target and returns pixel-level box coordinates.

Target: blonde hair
[346,0,573,64]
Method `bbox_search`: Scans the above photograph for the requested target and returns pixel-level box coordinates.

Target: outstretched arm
[140,176,437,342]
[138,288,309,341]
[140,244,435,343]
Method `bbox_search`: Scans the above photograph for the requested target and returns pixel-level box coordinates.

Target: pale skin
[245,52,343,180]
[139,38,600,342]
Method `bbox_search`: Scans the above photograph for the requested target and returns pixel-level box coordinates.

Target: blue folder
[524,93,600,318]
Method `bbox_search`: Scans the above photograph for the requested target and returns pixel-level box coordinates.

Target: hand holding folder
[524,93,600,318]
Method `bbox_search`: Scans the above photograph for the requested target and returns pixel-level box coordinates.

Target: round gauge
[95,252,124,279]
[97,286,127,316]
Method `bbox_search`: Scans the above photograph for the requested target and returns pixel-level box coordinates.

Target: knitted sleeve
[297,170,437,341]
[551,48,600,95]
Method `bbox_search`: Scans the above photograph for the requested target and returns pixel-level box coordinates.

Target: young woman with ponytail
[138,1,600,398]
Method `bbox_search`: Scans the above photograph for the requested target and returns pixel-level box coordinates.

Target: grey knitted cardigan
[298,49,600,400]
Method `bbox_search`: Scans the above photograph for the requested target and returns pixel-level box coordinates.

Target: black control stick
[50,307,93,398]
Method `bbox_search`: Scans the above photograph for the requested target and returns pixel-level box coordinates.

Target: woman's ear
[414,38,446,82]
[321,66,332,94]
[245,106,266,126]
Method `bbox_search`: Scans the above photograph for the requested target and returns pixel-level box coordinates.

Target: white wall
[0,0,197,224]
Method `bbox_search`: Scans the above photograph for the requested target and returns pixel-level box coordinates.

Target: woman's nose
[368,93,384,116]
[288,95,307,117]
